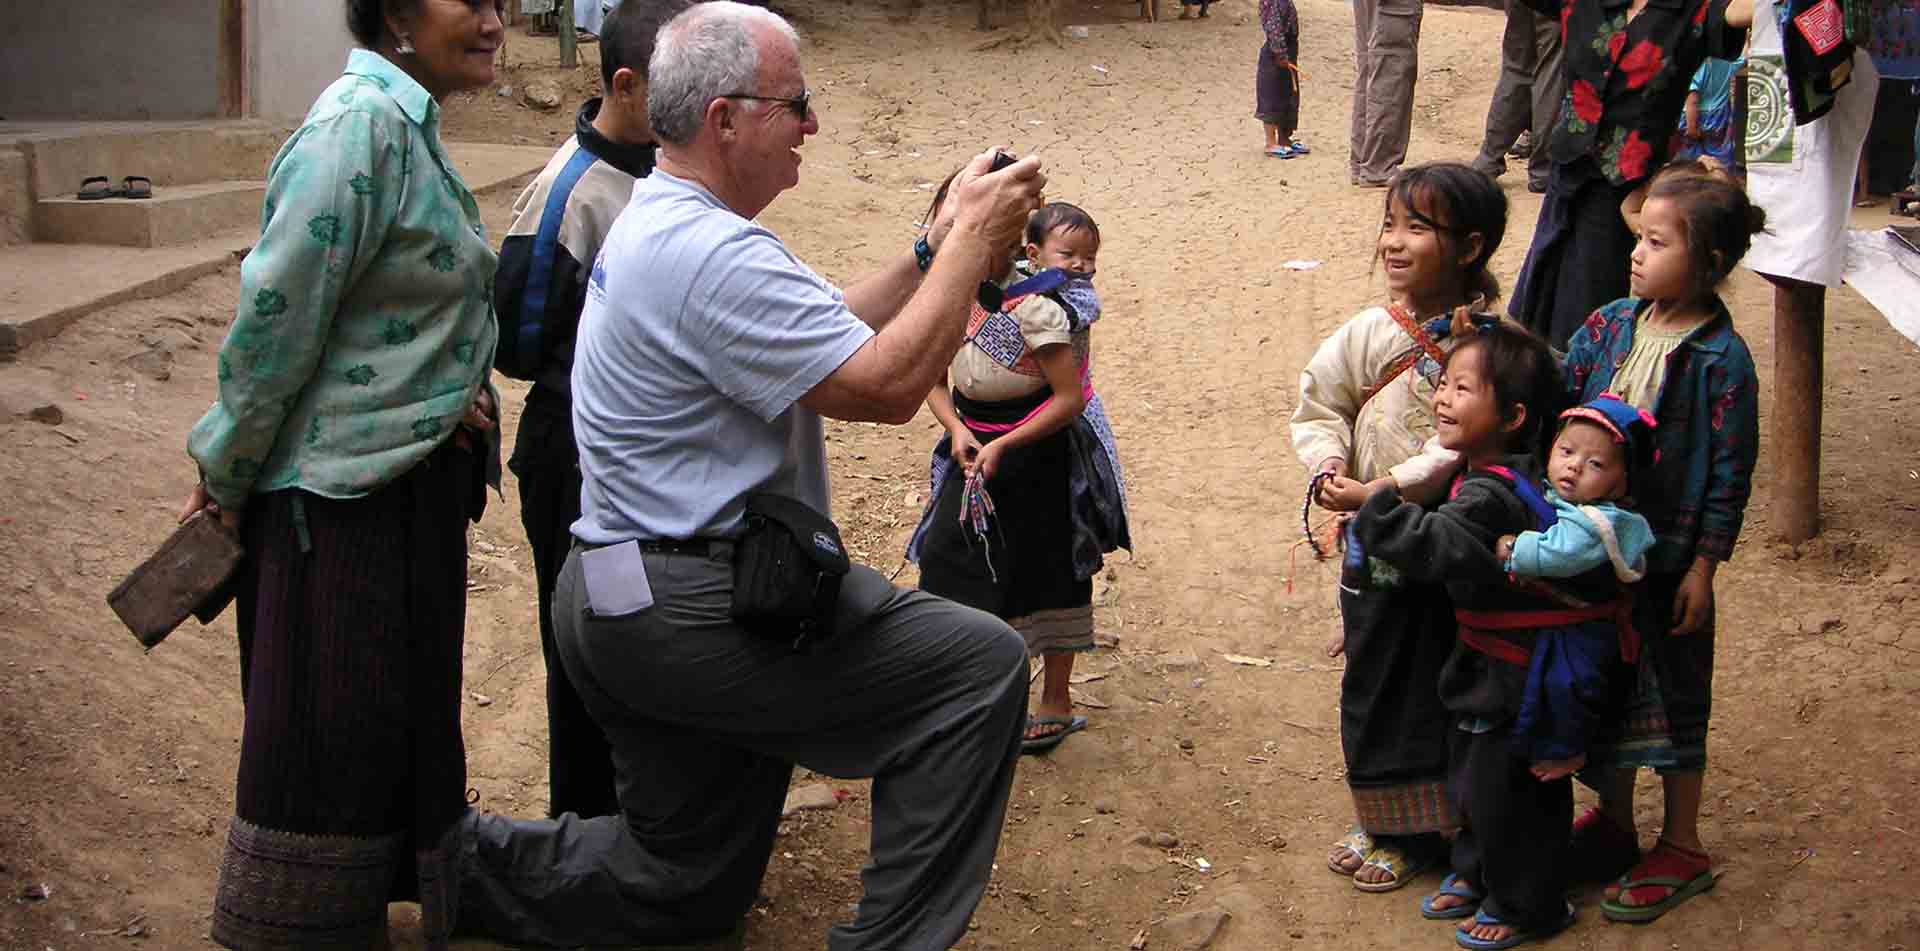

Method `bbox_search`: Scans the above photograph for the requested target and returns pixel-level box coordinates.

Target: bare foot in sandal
[1326,829,1372,875]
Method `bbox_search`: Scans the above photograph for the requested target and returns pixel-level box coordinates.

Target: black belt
[581,537,723,556]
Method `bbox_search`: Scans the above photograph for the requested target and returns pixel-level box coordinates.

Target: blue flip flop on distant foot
[1021,714,1087,754]
[1288,139,1311,154]
[1453,902,1575,950]
[1265,145,1297,159]
[1420,873,1484,920]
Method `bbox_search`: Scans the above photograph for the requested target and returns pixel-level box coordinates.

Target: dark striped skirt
[211,441,477,950]
[917,389,1094,656]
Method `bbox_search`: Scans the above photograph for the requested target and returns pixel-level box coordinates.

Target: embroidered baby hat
[1560,393,1658,494]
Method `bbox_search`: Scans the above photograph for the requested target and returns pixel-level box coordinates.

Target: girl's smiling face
[1432,343,1517,459]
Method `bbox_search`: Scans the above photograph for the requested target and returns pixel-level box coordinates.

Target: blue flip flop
[1453,902,1575,950]
[1420,873,1483,920]
[1021,714,1087,754]
[1265,145,1297,159]
[1289,140,1311,154]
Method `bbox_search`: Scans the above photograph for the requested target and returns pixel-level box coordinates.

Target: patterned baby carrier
[906,268,1130,580]
[1449,466,1641,668]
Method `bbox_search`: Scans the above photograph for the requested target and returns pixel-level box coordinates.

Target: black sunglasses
[721,90,813,119]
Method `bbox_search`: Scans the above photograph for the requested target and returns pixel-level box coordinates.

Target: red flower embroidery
[1692,0,1709,26]
[1619,40,1665,89]
[1617,130,1654,179]
[1710,382,1743,430]
[1572,79,1604,124]
[1607,30,1628,62]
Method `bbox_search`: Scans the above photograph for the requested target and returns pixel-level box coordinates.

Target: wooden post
[560,0,579,67]
[218,0,246,118]
[1770,277,1825,542]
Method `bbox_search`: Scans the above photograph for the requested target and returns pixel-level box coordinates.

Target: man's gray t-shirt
[570,170,874,543]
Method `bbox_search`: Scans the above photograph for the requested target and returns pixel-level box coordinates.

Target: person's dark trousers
[1510,157,1637,349]
[1472,0,1564,191]
[456,548,1030,950]
[1447,724,1575,934]
[508,387,618,820]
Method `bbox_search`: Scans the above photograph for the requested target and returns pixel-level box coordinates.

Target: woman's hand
[1494,534,1518,564]
[949,425,984,474]
[1671,561,1716,635]
[179,483,242,532]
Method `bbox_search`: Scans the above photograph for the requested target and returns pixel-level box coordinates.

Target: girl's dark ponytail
[1648,173,1769,301]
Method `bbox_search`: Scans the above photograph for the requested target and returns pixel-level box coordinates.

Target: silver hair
[648,1,799,145]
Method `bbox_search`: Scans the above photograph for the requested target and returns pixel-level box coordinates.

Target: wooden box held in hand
[107,511,243,650]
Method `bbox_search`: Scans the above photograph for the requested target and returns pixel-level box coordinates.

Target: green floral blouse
[189,50,498,510]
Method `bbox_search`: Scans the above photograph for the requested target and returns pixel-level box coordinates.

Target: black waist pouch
[731,493,850,649]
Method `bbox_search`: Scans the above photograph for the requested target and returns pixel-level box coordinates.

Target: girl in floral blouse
[1560,170,1766,925]
[1506,0,1752,348]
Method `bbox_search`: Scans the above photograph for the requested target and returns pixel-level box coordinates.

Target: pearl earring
[396,36,415,54]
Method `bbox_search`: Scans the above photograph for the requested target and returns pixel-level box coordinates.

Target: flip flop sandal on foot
[1421,873,1484,919]
[1289,140,1311,154]
[1352,841,1435,893]
[1601,839,1715,923]
[1326,828,1374,876]
[1454,902,1575,950]
[1266,145,1296,158]
[77,176,116,200]
[122,176,153,200]
[1020,714,1086,755]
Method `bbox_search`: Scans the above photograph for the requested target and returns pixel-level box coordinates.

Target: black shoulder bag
[731,493,851,650]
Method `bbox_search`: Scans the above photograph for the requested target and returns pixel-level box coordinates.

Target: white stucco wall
[0,1,222,119]
[249,0,356,120]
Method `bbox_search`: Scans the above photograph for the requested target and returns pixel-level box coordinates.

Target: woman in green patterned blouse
[178,3,506,949]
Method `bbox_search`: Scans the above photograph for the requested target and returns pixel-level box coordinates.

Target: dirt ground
[5,0,1920,948]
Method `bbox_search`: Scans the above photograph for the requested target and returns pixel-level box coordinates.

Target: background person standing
[1348,0,1423,186]
[1469,0,1563,193]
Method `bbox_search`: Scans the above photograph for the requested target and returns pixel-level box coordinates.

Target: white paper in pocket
[580,540,654,617]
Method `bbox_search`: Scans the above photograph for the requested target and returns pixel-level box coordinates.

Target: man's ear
[705,96,737,139]
[610,66,644,102]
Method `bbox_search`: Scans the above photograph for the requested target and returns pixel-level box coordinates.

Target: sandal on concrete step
[1421,872,1483,919]
[1326,828,1373,876]
[77,176,116,200]
[122,176,152,200]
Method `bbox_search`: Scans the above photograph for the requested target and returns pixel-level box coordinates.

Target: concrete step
[0,230,253,361]
[36,181,265,248]
[0,120,292,202]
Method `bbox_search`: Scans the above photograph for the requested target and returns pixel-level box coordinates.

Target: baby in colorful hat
[1497,394,1657,587]
[1493,393,1659,779]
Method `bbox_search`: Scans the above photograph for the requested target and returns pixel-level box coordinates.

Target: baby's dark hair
[1026,202,1101,249]
[1383,162,1509,305]
[1647,172,1769,302]
[1446,321,1566,459]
